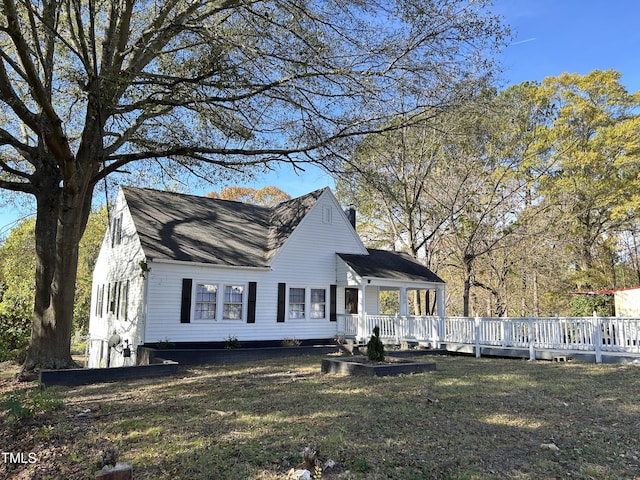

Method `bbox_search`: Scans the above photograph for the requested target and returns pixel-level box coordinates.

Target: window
[289,288,306,319]
[223,285,244,320]
[195,284,217,320]
[310,288,326,319]
[111,214,123,247]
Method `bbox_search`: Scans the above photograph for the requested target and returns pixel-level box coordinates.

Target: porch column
[399,287,408,316]
[436,285,446,317]
[358,285,367,343]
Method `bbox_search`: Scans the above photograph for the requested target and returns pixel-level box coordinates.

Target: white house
[87,186,446,367]
[613,287,640,317]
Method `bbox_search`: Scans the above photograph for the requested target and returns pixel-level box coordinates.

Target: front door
[345,288,358,314]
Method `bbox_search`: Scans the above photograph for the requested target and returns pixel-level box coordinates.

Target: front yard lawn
[1,355,639,479]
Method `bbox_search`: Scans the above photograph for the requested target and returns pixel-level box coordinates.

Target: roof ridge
[120,185,330,267]
[122,185,271,211]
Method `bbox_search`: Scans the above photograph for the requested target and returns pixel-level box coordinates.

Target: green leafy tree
[0,0,508,369]
[339,88,547,316]
[569,294,612,317]
[0,210,106,361]
[206,186,290,207]
[537,70,640,289]
[0,219,35,360]
[335,109,457,270]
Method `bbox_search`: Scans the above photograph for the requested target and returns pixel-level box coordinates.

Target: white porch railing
[336,314,640,363]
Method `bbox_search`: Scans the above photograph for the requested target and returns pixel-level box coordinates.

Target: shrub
[569,294,611,317]
[157,338,175,349]
[366,326,385,362]
[0,294,32,362]
[281,337,302,347]
[224,335,240,349]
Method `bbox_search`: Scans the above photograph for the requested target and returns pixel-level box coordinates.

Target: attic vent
[322,205,332,224]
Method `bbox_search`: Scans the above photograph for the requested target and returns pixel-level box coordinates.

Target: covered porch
[336,249,446,343]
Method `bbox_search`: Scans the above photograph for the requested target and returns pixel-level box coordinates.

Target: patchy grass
[1,355,639,479]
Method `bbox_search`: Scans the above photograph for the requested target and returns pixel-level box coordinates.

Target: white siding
[90,187,372,351]
[615,288,640,317]
[144,262,272,342]
[364,285,381,314]
[88,190,146,367]
[267,189,366,340]
[143,189,368,343]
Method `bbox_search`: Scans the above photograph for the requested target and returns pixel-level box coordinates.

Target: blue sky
[494,0,640,91]
[235,0,640,198]
[1,0,638,235]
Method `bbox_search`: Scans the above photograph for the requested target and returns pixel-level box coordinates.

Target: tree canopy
[337,70,640,316]
[0,0,508,369]
[0,209,106,361]
[206,185,290,207]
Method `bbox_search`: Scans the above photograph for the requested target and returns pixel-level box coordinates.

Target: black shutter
[277,282,286,322]
[180,278,192,323]
[330,284,337,321]
[247,282,257,323]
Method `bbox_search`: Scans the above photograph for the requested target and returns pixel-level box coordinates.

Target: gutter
[147,257,271,271]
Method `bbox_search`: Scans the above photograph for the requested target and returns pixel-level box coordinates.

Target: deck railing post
[475,315,481,358]
[435,316,444,348]
[358,312,367,344]
[593,313,602,364]
[528,314,536,361]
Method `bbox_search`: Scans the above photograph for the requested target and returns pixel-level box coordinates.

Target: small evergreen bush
[366,326,385,362]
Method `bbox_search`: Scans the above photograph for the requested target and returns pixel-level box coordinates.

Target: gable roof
[267,188,325,260]
[338,249,445,284]
[122,186,324,267]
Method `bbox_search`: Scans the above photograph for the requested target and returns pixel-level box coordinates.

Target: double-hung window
[310,288,326,319]
[195,284,217,320]
[223,285,244,320]
[289,288,306,319]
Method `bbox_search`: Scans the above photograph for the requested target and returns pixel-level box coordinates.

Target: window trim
[288,286,329,320]
[95,284,104,317]
[190,281,248,322]
[107,282,117,314]
[222,284,245,321]
[194,283,218,321]
[322,205,333,224]
[288,287,306,320]
[118,280,129,321]
[310,287,327,319]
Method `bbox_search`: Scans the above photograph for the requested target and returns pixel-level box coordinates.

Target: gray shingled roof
[338,249,445,284]
[122,186,324,267]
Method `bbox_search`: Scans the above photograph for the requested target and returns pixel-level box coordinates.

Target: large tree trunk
[23,182,94,371]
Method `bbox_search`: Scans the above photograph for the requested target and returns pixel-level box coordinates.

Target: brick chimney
[344,205,356,229]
